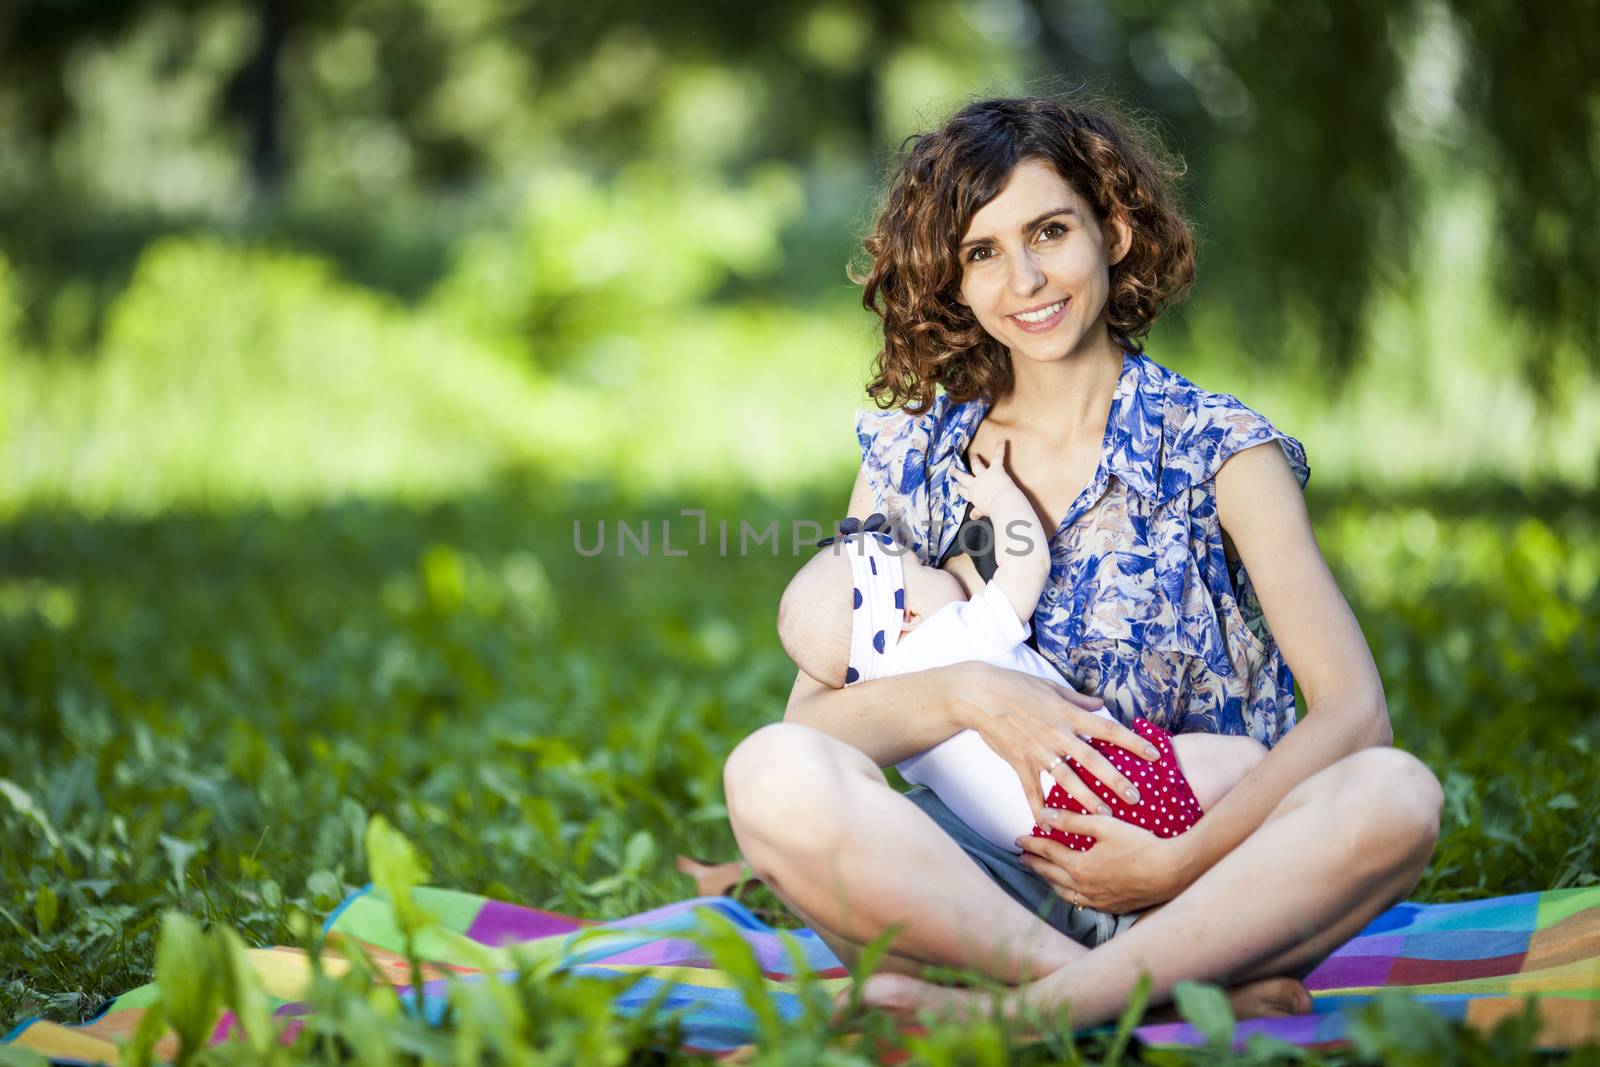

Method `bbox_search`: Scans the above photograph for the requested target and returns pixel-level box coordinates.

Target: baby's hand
[950,439,1021,518]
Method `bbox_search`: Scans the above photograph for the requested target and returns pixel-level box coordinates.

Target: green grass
[2,474,1596,1063]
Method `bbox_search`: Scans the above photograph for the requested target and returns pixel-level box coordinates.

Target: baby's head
[777,528,967,687]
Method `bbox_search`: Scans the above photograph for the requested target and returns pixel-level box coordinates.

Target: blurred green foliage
[0,214,876,513]
[428,161,805,368]
[3,0,1598,386]
[2,196,1595,517]
[1,2,1596,509]
[4,239,548,511]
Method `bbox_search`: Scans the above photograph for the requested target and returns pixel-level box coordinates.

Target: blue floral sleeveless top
[854,351,1311,747]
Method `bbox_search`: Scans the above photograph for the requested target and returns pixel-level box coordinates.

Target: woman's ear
[1107,211,1134,267]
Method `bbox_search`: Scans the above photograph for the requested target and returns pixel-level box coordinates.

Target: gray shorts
[903,785,1141,949]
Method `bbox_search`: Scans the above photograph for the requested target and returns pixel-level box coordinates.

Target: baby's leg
[1169,734,1268,811]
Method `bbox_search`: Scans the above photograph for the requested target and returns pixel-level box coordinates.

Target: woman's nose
[1008,249,1046,296]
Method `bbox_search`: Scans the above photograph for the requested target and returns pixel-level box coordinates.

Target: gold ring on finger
[1073,890,1082,908]
[1045,755,1064,772]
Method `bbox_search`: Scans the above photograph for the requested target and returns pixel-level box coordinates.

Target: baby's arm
[949,439,1051,625]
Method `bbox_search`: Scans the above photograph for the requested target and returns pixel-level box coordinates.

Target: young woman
[722,96,1442,1025]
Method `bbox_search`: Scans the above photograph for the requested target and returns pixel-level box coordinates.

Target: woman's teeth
[1013,300,1065,323]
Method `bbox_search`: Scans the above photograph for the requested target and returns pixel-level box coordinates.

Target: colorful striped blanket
[6,885,1598,1062]
[1141,885,1600,1050]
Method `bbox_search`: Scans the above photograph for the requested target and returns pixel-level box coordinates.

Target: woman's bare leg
[723,722,1090,984]
[857,746,1442,1026]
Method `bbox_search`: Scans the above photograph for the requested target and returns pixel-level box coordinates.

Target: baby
[778,440,1267,855]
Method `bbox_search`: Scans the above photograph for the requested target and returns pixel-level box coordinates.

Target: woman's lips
[1009,298,1068,333]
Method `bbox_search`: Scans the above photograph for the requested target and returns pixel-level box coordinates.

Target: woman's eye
[1038,222,1067,240]
[967,246,993,263]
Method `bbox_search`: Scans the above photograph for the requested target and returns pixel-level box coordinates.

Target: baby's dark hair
[853,95,1195,414]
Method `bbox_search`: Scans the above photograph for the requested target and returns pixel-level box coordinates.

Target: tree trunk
[248,0,284,192]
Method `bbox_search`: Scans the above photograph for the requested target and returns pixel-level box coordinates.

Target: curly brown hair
[852,96,1196,414]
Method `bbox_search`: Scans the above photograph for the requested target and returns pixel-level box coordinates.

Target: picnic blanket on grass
[6,885,1598,1062]
[1141,885,1600,1051]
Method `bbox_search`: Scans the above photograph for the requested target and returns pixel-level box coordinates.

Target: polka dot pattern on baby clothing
[1031,717,1204,852]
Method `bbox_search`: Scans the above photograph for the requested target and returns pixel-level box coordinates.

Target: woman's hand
[1017,809,1195,913]
[955,662,1162,821]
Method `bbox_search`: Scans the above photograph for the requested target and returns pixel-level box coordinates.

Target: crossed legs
[724,722,1442,1026]
[724,721,1091,984]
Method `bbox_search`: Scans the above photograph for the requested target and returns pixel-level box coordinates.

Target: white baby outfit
[885,577,1117,854]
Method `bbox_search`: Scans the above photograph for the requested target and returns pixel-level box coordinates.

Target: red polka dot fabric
[1032,717,1203,851]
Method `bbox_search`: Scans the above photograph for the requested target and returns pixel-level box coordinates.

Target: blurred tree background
[1,0,1597,510]
[2,0,1599,1043]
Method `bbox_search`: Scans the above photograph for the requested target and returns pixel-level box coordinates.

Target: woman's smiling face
[956,157,1131,365]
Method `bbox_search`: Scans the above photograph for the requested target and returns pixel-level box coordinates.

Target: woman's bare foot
[675,854,759,897]
[1141,975,1312,1024]
[834,973,1006,1030]
[1222,975,1313,1019]
[834,971,1311,1032]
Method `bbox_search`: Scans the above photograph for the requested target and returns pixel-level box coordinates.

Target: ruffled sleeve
[1157,391,1310,501]
[853,402,943,563]
[1146,384,1310,686]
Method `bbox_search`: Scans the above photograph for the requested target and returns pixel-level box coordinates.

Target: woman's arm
[1163,439,1391,886]
[784,465,1153,817]
[785,660,974,764]
[1019,440,1392,910]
